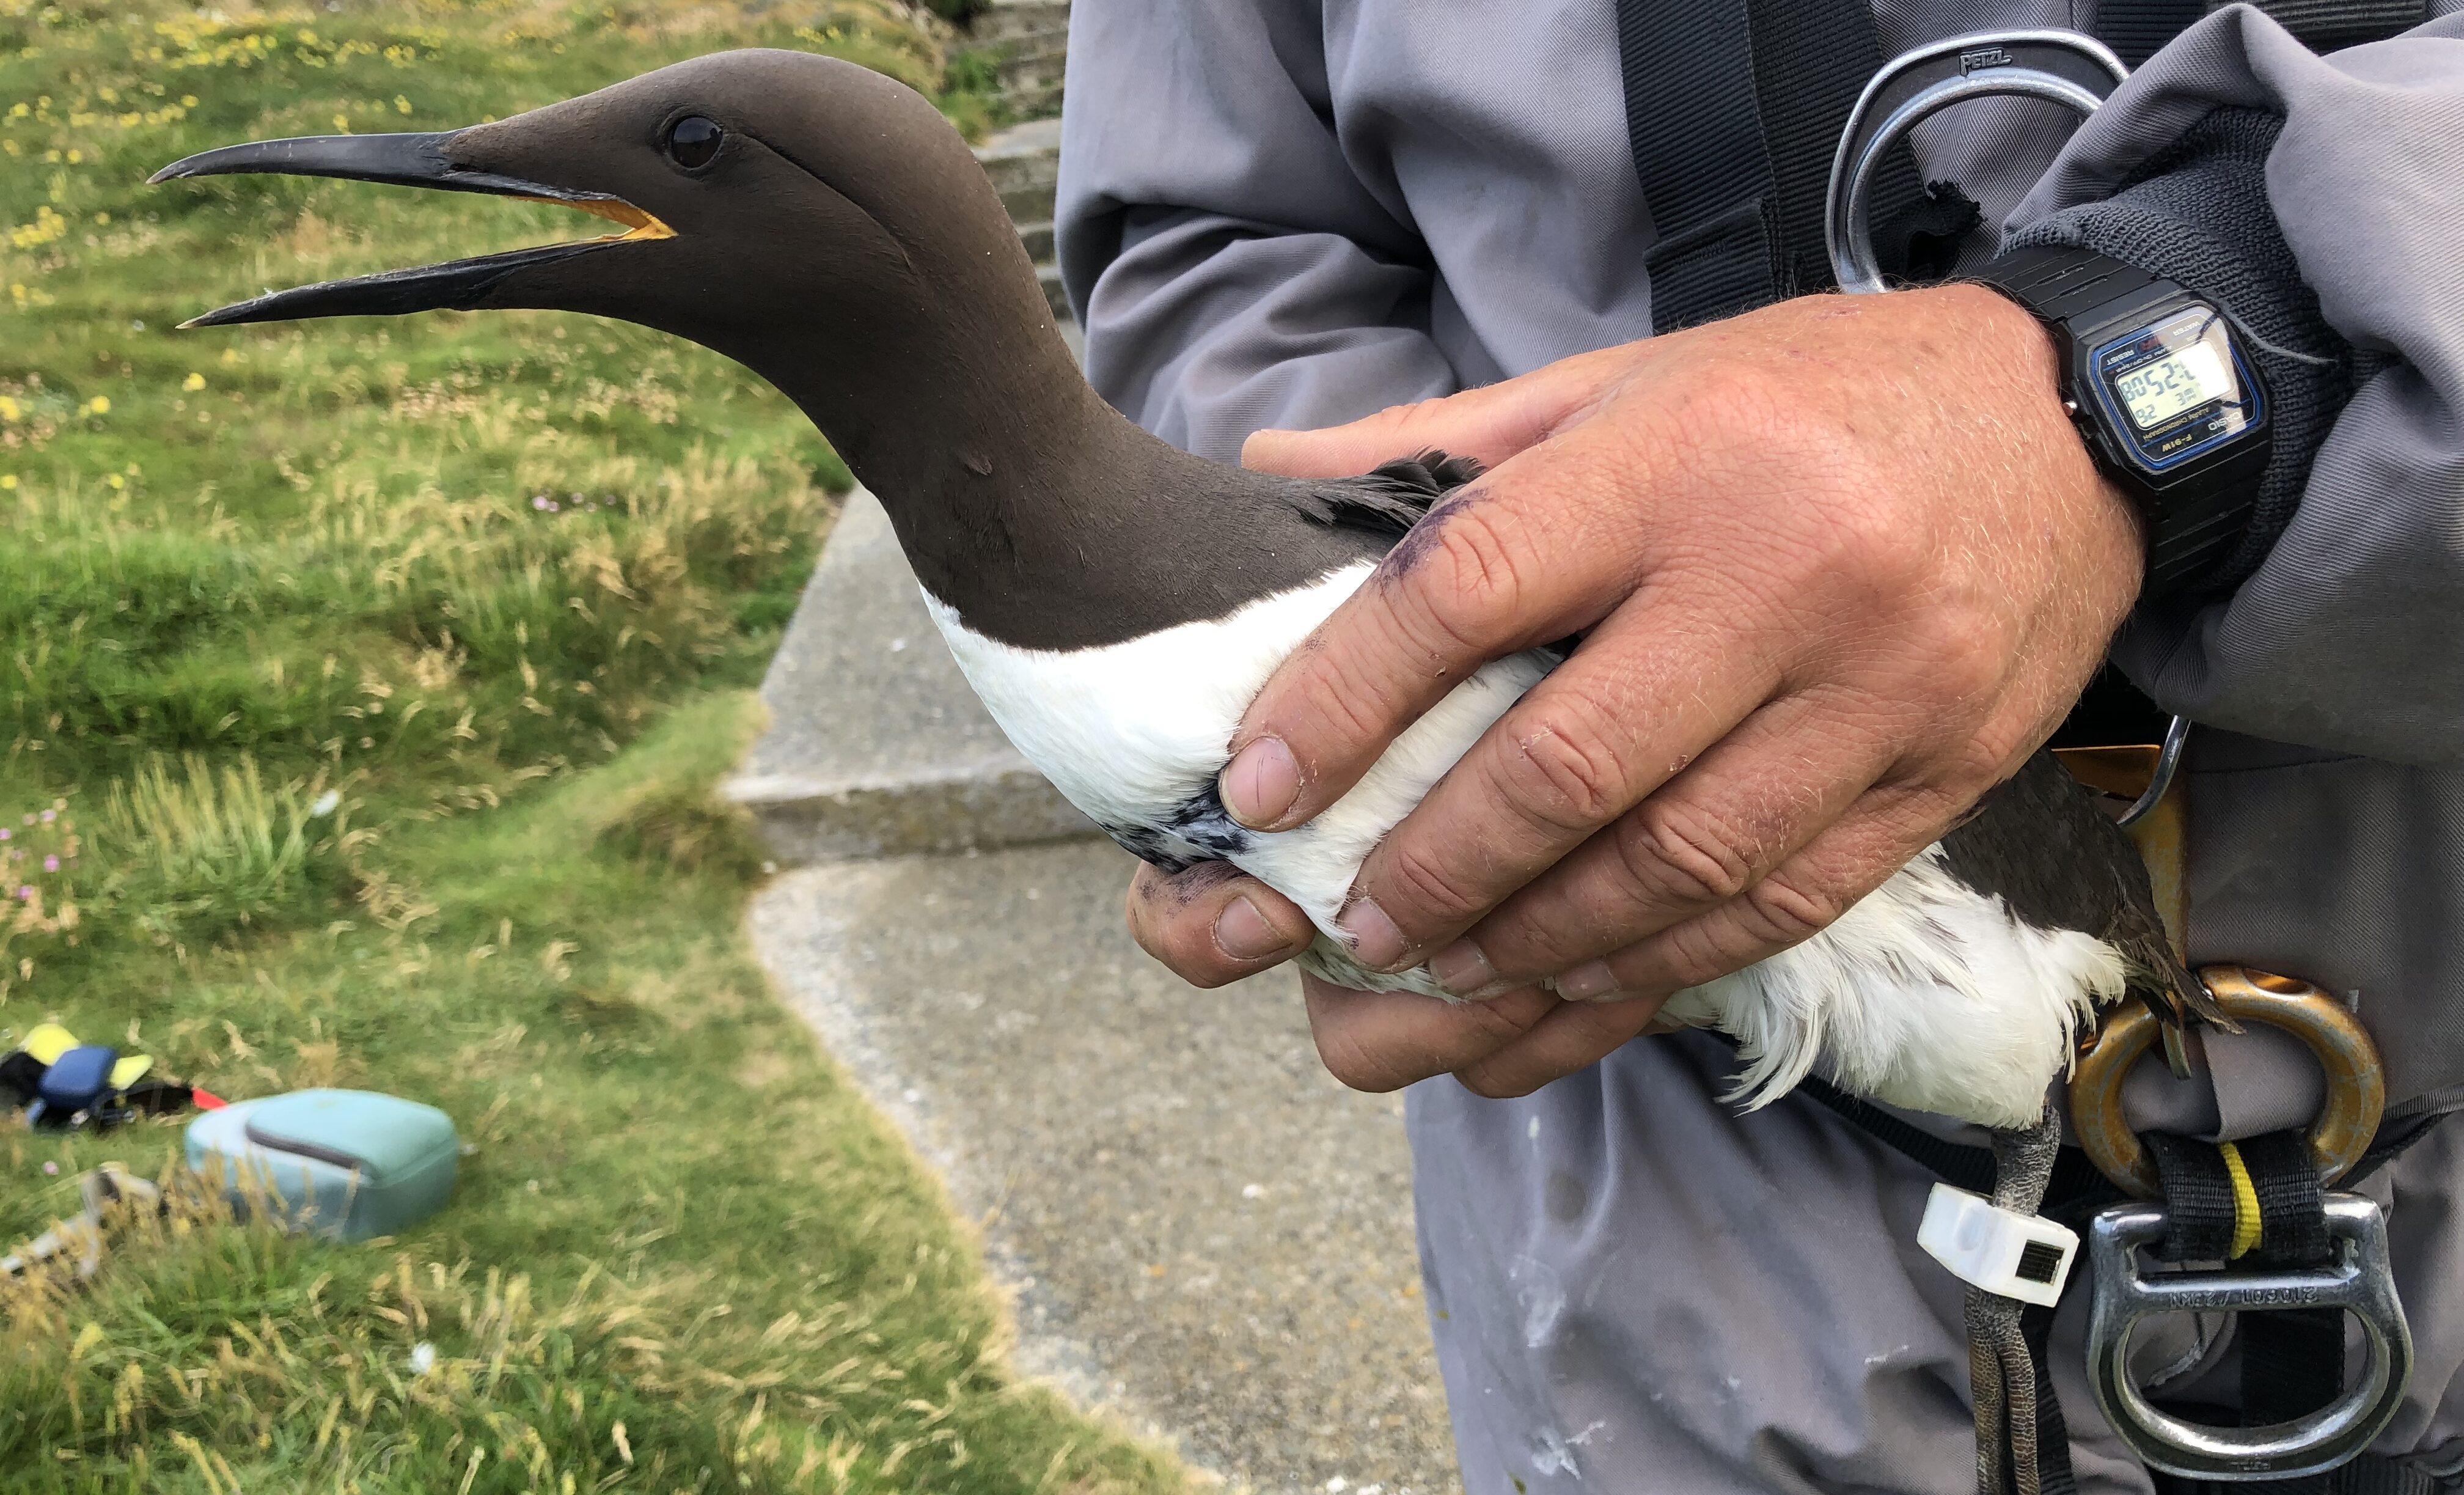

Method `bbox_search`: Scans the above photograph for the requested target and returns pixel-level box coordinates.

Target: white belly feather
[922,567,2123,1129]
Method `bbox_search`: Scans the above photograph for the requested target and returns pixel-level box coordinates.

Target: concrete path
[751,844,1458,1491]
[734,489,1459,1491]
[726,493,1094,861]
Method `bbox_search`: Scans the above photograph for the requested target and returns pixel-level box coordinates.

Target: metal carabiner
[2070,967,2407,1479]
[1824,29,2126,295]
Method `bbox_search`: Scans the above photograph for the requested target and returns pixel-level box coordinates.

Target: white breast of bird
[921,567,2123,1130]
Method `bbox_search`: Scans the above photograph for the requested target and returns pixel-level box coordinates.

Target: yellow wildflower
[1,476,16,491]
[106,473,124,490]
[182,372,205,391]
[85,395,109,416]
[0,395,17,422]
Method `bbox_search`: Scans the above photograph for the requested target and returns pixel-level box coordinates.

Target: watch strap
[1974,244,2265,597]
[1976,243,2167,326]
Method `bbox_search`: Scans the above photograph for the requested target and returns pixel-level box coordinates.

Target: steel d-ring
[1824,29,2127,295]
[2088,1192,2413,1478]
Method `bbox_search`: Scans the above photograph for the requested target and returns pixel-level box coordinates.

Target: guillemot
[152,49,2202,1129]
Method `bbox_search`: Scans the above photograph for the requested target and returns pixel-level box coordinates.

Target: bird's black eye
[665,116,722,169]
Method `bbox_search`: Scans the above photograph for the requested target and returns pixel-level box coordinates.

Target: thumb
[1240,350,1621,479]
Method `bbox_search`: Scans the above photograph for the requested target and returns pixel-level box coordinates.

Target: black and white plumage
[154,50,2193,1130]
[924,452,2185,1128]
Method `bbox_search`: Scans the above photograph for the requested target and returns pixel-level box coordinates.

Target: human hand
[1128,284,2144,1097]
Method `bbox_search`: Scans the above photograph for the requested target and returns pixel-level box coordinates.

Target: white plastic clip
[1918,1183,2080,1306]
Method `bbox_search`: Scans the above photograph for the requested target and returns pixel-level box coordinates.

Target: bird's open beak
[151,131,673,328]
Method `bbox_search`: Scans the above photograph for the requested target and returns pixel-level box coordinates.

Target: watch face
[2087,303,2262,474]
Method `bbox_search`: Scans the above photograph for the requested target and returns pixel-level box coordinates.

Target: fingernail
[1429,938,1502,997]
[1214,895,1297,963]
[1554,961,1623,1002]
[1338,897,1409,971]
[1221,736,1300,828]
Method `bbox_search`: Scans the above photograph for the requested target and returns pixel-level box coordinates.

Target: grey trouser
[1410,1031,2464,1493]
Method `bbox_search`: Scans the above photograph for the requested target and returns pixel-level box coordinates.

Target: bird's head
[153,50,1072,452]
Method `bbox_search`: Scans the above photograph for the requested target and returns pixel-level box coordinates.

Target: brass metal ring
[2069,965,2386,1199]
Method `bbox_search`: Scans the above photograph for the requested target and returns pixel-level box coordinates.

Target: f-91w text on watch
[1976,244,2272,597]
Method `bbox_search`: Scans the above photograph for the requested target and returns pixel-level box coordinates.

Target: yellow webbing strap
[2216,1140,2264,1259]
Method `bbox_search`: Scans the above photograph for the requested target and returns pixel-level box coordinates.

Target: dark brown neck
[723,268,1378,652]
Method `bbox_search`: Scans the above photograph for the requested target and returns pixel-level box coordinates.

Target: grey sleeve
[2005,6,2464,765]
[1054,0,1461,462]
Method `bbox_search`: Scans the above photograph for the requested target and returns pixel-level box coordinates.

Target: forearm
[2006,6,2464,763]
[1074,207,1459,461]
[1055,0,1459,460]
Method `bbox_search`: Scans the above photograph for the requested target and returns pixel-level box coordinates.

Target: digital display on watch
[2114,342,2233,430]
[2088,304,2260,472]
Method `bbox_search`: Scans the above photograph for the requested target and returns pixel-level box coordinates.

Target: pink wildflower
[43,855,59,872]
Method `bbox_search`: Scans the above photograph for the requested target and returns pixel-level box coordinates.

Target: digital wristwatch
[1975,244,2271,596]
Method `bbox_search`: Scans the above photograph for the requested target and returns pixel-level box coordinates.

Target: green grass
[0,1,1181,1490]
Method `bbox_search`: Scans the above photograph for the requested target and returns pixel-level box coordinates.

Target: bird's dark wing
[1280,449,1484,541]
[1940,752,2221,1026]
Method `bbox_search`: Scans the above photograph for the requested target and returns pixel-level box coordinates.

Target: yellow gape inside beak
[523,195,675,241]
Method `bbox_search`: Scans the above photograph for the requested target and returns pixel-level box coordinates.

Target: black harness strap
[2103,1,2427,64]
[1798,1072,2457,1493]
[2099,0,2210,66]
[2234,0,2429,51]
[2145,1131,2245,1261]
[1615,0,1926,331]
[2154,1460,2449,1495]
[1616,0,2428,335]
[1797,1073,2113,1207]
[2146,1129,2348,1451]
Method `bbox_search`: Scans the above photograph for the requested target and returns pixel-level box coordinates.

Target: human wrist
[1932,281,2148,587]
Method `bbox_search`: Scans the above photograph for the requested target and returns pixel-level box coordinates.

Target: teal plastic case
[185,1089,458,1241]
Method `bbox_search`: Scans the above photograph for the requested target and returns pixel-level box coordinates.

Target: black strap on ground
[1614,0,1932,331]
